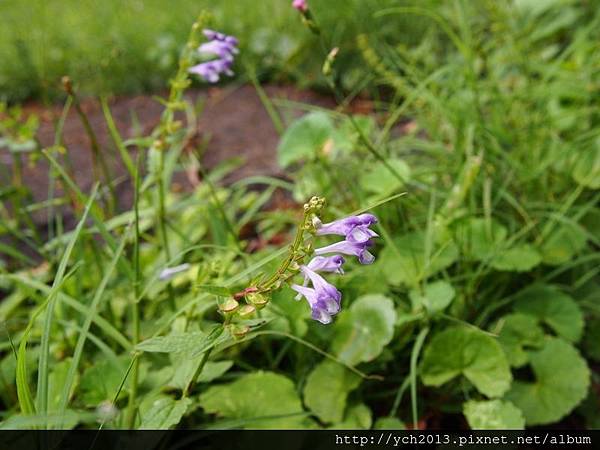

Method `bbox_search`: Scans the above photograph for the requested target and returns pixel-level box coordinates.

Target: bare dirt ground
[14,84,371,224]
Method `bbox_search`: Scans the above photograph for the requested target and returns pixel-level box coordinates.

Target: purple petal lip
[291,284,340,325]
[316,213,379,243]
[315,239,376,265]
[306,255,345,274]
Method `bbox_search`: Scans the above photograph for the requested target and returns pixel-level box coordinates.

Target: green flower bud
[246,292,269,309]
[218,298,239,314]
[237,304,256,318]
[230,324,250,339]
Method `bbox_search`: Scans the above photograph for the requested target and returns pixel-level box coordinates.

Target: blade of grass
[410,327,429,430]
[35,185,98,419]
[57,222,131,422]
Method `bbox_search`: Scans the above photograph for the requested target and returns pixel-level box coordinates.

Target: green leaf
[199,371,307,428]
[139,396,192,429]
[513,285,584,342]
[496,313,545,367]
[583,317,600,362]
[277,112,335,168]
[379,232,458,286]
[409,280,455,313]
[539,223,587,265]
[136,332,207,353]
[79,358,127,406]
[303,360,361,423]
[374,417,406,429]
[359,159,411,196]
[505,337,590,425]
[331,294,396,365]
[196,285,231,297]
[48,359,76,413]
[463,400,525,429]
[136,326,225,356]
[332,403,372,430]
[453,217,507,261]
[572,145,600,189]
[490,244,542,272]
[421,326,512,398]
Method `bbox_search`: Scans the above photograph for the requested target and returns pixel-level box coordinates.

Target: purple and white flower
[291,282,341,324]
[306,255,345,275]
[315,239,376,265]
[315,213,378,244]
[159,263,191,281]
[189,59,234,83]
[189,29,238,83]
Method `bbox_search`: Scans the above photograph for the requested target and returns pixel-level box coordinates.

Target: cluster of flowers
[189,29,239,83]
[292,214,378,324]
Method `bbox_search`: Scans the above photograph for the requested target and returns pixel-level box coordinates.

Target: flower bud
[218,298,239,314]
[246,292,269,309]
[237,304,256,318]
[230,324,250,339]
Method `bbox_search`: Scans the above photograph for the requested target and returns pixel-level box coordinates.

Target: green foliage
[198,372,308,428]
[463,400,525,430]
[505,337,590,426]
[421,327,512,398]
[1,0,599,432]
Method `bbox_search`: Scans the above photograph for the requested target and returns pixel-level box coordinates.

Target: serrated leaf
[463,400,525,429]
[409,280,455,313]
[505,337,590,425]
[303,360,361,423]
[496,313,545,367]
[277,112,335,168]
[490,244,542,272]
[421,326,512,398]
[199,371,307,428]
[136,332,206,353]
[513,285,583,342]
[359,159,411,196]
[331,294,396,365]
[453,217,507,261]
[136,326,225,356]
[196,285,231,297]
[139,396,191,429]
[539,223,587,265]
[379,232,458,286]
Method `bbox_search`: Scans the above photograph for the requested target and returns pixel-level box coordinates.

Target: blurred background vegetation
[0,0,599,431]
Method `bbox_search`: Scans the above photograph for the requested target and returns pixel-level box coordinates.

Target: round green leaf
[513,284,584,343]
[490,244,542,272]
[505,337,590,425]
[539,223,587,265]
[277,112,335,168]
[496,313,545,367]
[331,294,397,365]
[409,280,455,313]
[463,399,525,429]
[421,326,512,398]
[303,360,361,423]
[331,403,372,430]
[199,371,308,428]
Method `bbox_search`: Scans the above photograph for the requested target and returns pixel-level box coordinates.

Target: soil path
[14,84,358,224]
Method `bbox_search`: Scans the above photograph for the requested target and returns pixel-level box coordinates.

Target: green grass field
[0,0,599,431]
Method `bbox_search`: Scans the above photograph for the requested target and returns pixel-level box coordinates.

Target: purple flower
[291,283,340,324]
[306,255,345,275]
[189,59,234,83]
[315,239,376,265]
[189,29,238,84]
[316,213,378,244]
[198,40,239,62]
[292,0,308,12]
